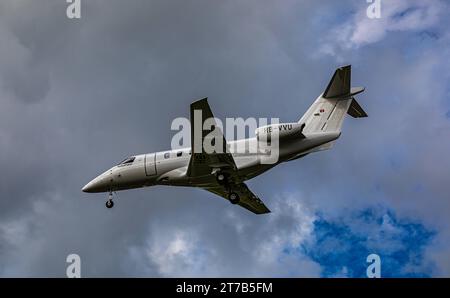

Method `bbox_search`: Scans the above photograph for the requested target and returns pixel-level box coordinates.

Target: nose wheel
[106,199,114,208]
[106,192,115,209]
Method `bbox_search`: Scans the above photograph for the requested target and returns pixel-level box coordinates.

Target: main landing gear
[216,172,227,184]
[213,170,240,204]
[106,191,114,209]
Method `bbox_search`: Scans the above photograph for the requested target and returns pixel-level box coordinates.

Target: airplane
[82,65,367,214]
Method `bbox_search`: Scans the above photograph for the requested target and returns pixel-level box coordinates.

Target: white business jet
[82,65,367,214]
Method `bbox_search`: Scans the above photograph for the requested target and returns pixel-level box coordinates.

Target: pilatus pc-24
[82,65,367,214]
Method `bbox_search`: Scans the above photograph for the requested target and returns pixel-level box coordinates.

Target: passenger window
[164,152,170,159]
[177,151,182,157]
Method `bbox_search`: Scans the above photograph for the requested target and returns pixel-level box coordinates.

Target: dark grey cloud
[0,0,449,277]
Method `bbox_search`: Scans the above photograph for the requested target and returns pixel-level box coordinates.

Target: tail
[299,65,367,134]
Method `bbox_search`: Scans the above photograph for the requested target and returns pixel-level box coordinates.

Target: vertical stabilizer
[298,65,367,140]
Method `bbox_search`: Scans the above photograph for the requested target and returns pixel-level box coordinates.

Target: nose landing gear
[106,192,115,209]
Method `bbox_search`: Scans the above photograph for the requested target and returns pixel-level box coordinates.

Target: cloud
[0,5,52,103]
[143,229,215,277]
[125,194,321,277]
[319,0,446,56]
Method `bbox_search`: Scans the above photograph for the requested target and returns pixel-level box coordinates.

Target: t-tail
[298,65,367,151]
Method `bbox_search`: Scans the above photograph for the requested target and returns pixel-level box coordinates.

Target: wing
[187,98,270,214]
[204,182,271,215]
[187,98,237,177]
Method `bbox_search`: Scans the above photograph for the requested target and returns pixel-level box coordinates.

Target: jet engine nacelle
[255,122,305,141]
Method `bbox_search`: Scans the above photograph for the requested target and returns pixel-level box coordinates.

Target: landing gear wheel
[228,192,240,204]
[216,172,227,185]
[106,191,114,209]
[106,199,114,209]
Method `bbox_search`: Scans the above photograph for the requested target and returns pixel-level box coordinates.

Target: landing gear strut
[106,192,114,209]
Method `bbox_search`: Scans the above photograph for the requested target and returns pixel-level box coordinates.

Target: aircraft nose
[82,174,110,193]
[82,181,95,193]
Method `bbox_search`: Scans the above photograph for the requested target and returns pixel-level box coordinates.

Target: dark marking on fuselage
[262,124,293,134]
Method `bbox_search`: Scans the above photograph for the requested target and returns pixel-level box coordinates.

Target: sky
[0,0,449,277]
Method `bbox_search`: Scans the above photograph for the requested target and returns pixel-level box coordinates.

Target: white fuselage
[81,131,340,193]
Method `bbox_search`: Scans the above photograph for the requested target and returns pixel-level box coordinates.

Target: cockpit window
[118,156,135,165]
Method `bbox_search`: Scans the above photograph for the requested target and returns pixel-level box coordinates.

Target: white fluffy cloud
[127,194,321,277]
[320,0,445,56]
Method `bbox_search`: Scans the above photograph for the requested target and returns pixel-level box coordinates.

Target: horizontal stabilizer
[350,86,365,97]
[347,98,368,118]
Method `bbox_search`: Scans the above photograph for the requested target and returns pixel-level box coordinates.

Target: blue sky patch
[298,207,435,277]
